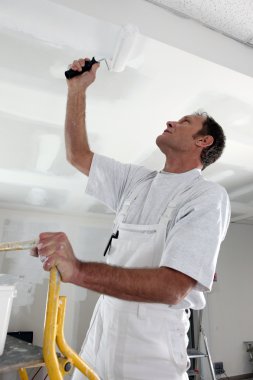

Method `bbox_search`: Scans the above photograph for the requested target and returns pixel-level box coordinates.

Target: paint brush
[0,239,37,252]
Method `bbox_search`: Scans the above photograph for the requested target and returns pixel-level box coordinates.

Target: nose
[166,121,177,128]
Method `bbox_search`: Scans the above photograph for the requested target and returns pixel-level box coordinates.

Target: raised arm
[65,58,100,176]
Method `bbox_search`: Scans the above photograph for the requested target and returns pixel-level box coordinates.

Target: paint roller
[65,24,139,79]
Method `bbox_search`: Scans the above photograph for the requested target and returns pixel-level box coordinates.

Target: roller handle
[65,57,98,80]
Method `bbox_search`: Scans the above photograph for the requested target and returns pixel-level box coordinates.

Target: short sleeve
[160,185,231,292]
[85,154,151,212]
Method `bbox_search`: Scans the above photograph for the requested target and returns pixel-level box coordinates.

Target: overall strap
[112,179,150,233]
[159,175,201,226]
[104,179,150,256]
[159,202,178,226]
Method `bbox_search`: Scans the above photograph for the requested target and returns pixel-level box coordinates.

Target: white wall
[201,223,253,378]
[0,208,112,380]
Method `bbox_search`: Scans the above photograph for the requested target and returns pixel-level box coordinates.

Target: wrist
[70,259,84,285]
[67,86,87,97]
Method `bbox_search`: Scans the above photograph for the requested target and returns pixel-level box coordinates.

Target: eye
[179,117,190,124]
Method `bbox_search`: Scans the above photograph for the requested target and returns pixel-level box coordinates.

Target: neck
[162,154,203,173]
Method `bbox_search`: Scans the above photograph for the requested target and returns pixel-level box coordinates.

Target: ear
[195,135,214,148]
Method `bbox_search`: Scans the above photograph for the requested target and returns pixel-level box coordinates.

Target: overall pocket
[106,225,161,268]
[168,328,190,372]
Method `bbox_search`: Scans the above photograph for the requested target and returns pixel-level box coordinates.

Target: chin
[156,137,166,155]
[156,134,163,147]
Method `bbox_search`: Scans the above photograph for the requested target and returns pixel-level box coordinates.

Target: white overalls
[72,181,193,380]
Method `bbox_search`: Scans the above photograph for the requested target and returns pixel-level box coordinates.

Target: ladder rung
[187,348,207,358]
[187,369,200,376]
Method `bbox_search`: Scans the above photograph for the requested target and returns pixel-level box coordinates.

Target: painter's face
[156,114,205,153]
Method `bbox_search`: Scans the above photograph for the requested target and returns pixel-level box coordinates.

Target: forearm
[38,232,196,303]
[71,261,196,304]
[65,89,93,173]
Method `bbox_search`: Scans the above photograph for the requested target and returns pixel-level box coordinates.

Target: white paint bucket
[0,275,17,356]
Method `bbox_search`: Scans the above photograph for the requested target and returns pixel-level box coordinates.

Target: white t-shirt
[86,154,231,296]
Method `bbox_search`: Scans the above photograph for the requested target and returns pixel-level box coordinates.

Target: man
[37,58,231,380]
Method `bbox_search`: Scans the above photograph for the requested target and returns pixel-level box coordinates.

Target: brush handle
[0,239,37,252]
[65,57,98,79]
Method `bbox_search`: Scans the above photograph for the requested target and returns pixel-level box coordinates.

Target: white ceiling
[0,0,253,224]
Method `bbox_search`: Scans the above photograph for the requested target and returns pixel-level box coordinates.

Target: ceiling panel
[145,0,253,44]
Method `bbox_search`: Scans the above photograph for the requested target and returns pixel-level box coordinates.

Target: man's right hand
[66,58,100,91]
[36,232,81,283]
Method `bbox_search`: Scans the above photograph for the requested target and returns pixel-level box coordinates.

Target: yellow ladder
[0,240,100,380]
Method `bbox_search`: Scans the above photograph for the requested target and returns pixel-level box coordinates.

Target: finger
[39,255,48,264]
[74,59,84,70]
[70,57,91,70]
[39,231,59,239]
[43,256,54,272]
[38,243,58,259]
[30,247,38,257]
[38,233,57,252]
[39,232,65,242]
[73,59,85,72]
[43,256,61,275]
[38,239,68,260]
[91,62,100,75]
[78,58,85,66]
